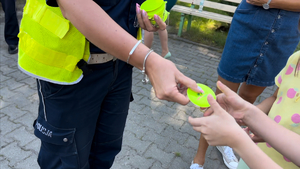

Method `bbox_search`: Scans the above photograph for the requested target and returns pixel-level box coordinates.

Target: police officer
[18,0,202,168]
[1,0,19,54]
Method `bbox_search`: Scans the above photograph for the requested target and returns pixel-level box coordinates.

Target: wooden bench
[171,0,242,37]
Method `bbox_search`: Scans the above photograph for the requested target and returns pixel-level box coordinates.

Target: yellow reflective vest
[18,0,90,85]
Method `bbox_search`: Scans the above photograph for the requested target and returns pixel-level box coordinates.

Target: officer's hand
[146,55,201,105]
[136,3,167,32]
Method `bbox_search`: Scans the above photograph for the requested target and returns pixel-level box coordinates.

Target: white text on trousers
[36,121,52,137]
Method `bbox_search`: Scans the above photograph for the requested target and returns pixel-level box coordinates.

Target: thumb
[207,94,223,115]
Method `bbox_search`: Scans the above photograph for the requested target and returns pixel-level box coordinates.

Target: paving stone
[0,78,26,90]
[14,111,36,130]
[141,128,170,150]
[2,104,27,120]
[0,64,18,76]
[24,138,40,155]
[0,116,22,135]
[0,159,10,169]
[159,114,185,130]
[124,121,148,139]
[122,130,152,155]
[144,144,174,168]
[6,126,36,147]
[160,126,190,145]
[14,154,40,169]
[164,139,197,163]
[0,142,32,167]
[169,156,190,169]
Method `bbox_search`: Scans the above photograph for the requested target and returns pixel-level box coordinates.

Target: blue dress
[217,0,300,87]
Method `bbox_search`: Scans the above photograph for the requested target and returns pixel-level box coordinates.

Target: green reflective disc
[187,83,216,108]
[140,0,165,12]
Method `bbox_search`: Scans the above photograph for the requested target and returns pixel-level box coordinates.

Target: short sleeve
[46,0,59,7]
[275,51,300,87]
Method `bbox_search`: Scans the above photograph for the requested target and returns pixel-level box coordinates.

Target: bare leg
[193,134,209,165]
[215,75,240,94]
[157,29,169,57]
[144,30,154,49]
[192,75,240,165]
[238,83,266,104]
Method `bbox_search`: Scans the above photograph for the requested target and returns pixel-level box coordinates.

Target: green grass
[296,44,300,52]
[174,152,181,157]
[168,1,300,52]
[167,1,231,49]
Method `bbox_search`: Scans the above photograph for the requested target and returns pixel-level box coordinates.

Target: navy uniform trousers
[34,60,133,169]
[0,0,19,45]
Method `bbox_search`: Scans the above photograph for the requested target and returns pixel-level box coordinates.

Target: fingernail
[136,3,140,7]
[154,14,158,20]
[142,10,146,16]
[136,6,141,14]
[198,86,204,93]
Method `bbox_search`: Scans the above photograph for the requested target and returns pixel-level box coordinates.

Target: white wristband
[127,40,142,64]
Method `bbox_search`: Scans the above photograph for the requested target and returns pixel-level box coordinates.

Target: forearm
[57,0,164,70]
[270,0,300,12]
[256,88,278,114]
[244,108,300,166]
[232,132,282,169]
[256,97,276,114]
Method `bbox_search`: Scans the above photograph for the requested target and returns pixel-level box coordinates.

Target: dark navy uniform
[1,0,19,46]
[34,0,144,168]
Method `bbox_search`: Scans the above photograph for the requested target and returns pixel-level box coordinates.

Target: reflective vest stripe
[19,31,83,72]
[24,0,69,39]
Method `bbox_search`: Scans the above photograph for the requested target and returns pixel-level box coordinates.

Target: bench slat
[201,1,237,13]
[177,0,242,5]
[221,0,242,4]
[172,0,241,37]
[172,5,233,23]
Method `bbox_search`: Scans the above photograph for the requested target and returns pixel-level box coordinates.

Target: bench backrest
[177,0,242,13]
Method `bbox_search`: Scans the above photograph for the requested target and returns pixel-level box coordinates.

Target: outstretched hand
[204,81,253,125]
[188,94,247,147]
[136,3,167,32]
[146,57,201,105]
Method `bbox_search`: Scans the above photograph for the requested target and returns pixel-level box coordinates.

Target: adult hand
[204,81,253,125]
[246,0,268,6]
[146,57,201,105]
[188,94,247,147]
[136,3,167,32]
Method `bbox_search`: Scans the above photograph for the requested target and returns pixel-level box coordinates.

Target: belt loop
[77,59,93,76]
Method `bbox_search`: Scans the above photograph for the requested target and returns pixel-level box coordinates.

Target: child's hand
[188,94,247,147]
[204,81,253,126]
[243,127,265,143]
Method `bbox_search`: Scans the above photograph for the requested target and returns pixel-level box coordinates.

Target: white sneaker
[190,161,204,169]
[216,146,238,169]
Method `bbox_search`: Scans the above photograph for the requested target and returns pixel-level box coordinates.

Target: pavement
[0,2,277,169]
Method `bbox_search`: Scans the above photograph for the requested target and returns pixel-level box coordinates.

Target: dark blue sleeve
[46,0,58,7]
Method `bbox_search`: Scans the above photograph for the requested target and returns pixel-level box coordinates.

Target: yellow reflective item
[18,0,90,85]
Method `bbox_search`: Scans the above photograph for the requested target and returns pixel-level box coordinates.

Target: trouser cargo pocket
[33,117,79,169]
